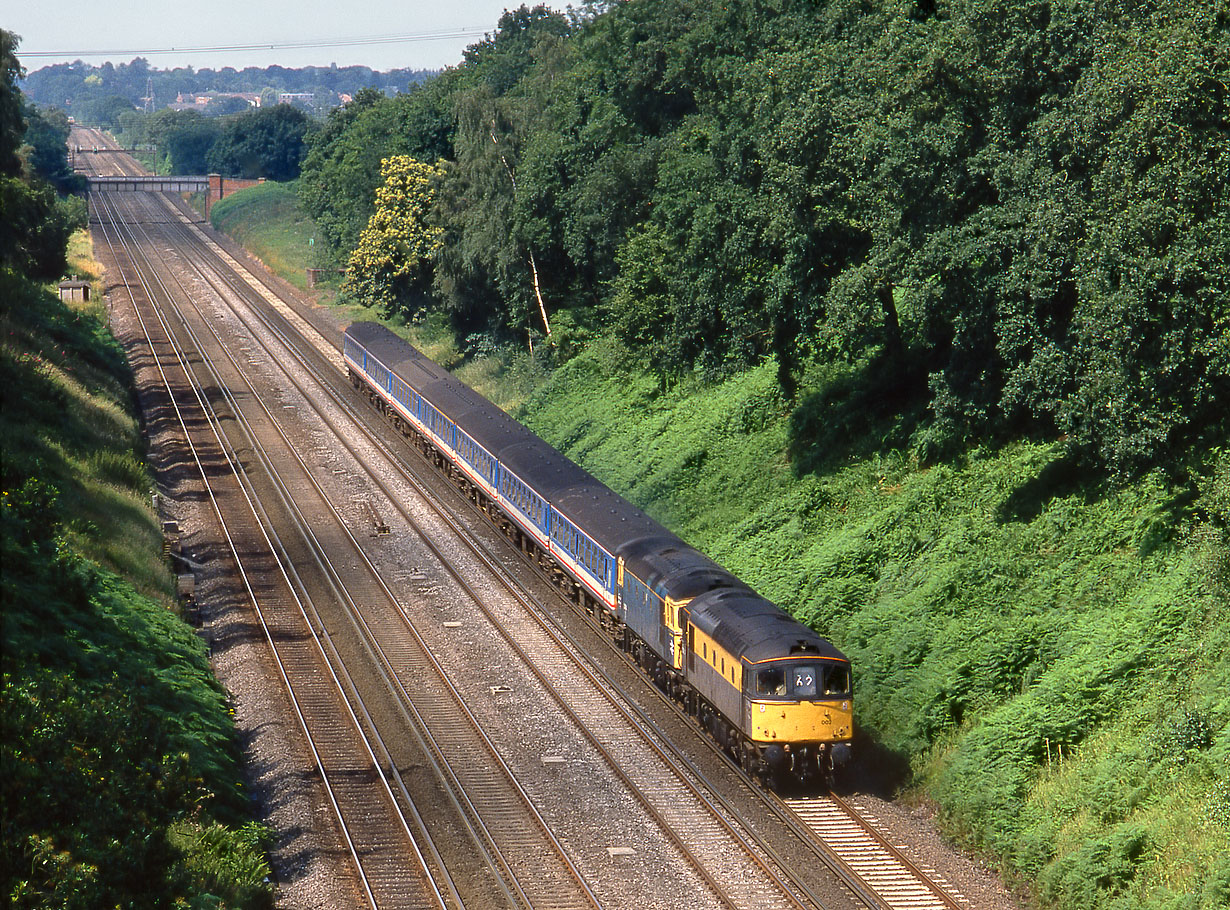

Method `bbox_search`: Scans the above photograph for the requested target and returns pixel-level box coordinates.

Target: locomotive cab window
[792,666,817,698]
[823,665,851,697]
[756,667,787,696]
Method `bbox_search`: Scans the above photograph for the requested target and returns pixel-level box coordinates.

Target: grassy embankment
[209,179,344,298]
[0,232,273,907]
[211,184,1229,910]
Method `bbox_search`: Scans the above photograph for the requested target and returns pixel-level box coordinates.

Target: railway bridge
[74,146,147,155]
[86,174,265,216]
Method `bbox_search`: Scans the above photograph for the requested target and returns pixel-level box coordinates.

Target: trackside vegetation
[2,31,272,908]
[208,178,319,291]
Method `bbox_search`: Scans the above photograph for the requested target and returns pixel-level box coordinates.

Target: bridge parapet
[206,174,266,216]
[87,175,210,193]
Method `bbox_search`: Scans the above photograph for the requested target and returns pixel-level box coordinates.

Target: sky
[7,0,563,73]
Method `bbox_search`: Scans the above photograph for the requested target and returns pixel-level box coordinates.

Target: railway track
[73,126,147,176]
[92,187,607,910]
[90,187,463,910]
[76,134,976,910]
[100,186,827,910]
[782,795,968,910]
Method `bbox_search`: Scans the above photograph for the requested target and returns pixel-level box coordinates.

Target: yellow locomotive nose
[749,697,854,745]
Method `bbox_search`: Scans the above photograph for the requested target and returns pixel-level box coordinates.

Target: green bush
[169,821,274,909]
[1039,826,1150,909]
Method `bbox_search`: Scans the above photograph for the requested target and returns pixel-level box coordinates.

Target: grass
[211,183,1230,910]
[209,179,325,293]
[1,233,272,907]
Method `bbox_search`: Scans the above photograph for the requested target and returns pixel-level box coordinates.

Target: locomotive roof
[687,587,847,665]
[616,535,748,601]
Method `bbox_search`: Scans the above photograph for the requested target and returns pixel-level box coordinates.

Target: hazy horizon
[6,0,563,73]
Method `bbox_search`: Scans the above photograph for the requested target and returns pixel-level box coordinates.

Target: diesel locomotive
[344,322,853,781]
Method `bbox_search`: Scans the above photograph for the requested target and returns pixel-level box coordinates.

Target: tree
[461,5,572,96]
[1048,0,1230,471]
[78,95,137,130]
[429,6,577,344]
[0,177,82,279]
[1,29,25,176]
[206,103,310,180]
[163,116,220,174]
[344,155,444,318]
[434,84,541,341]
[21,103,83,193]
[299,83,455,257]
[0,31,82,281]
[289,0,1230,474]
[609,223,677,371]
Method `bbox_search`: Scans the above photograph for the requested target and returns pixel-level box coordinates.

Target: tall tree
[1,29,25,176]
[207,103,311,180]
[0,31,81,280]
[300,82,456,257]
[344,155,444,318]
[22,103,84,192]
[432,6,574,344]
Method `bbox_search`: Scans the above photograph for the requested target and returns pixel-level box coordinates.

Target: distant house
[277,92,315,105]
[166,91,261,112]
[168,92,207,112]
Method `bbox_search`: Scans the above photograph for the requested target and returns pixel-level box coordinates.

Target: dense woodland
[299,0,1228,479]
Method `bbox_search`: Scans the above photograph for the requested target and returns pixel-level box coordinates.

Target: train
[343,322,853,782]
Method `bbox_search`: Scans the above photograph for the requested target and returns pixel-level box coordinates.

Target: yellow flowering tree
[345,155,445,317]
